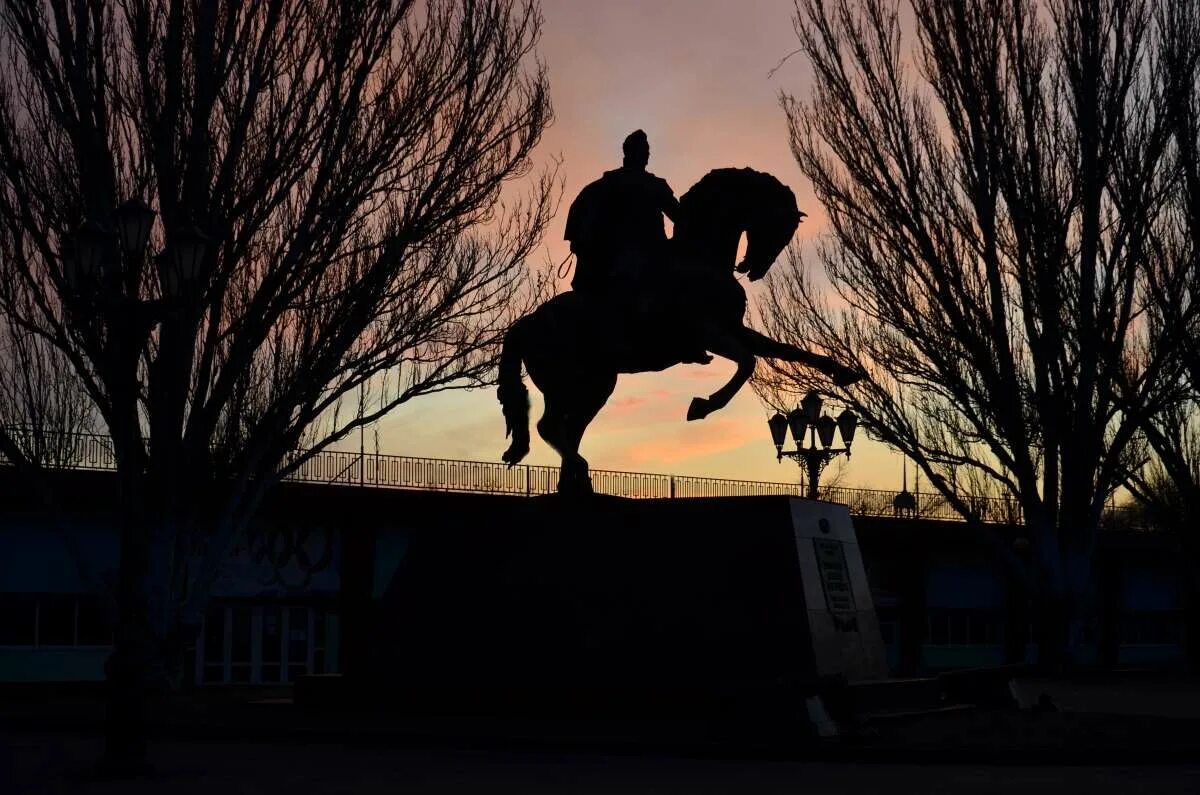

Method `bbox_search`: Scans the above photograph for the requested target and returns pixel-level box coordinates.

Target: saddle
[572,259,713,371]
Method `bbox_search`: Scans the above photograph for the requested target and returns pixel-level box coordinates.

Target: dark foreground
[4,731,1200,795]
[5,676,1200,793]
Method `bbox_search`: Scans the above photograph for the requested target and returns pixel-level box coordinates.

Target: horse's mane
[678,167,796,219]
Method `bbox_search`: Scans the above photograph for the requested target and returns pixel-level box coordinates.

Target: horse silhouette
[497,168,861,495]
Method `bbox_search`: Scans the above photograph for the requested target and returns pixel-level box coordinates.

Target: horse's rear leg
[536,397,582,494]
[738,326,863,385]
[555,374,617,495]
[537,397,567,459]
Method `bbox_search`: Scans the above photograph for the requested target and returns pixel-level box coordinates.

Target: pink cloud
[677,366,725,380]
[624,415,760,467]
[607,389,671,410]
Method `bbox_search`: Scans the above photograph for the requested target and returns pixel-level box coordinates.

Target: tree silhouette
[756,0,1191,667]
[1124,412,1200,668]
[0,0,553,768]
[0,320,98,468]
[1130,0,1200,670]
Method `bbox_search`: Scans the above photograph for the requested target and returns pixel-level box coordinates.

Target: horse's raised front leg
[737,326,863,386]
[687,327,755,422]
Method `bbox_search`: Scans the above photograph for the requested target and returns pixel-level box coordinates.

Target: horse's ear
[790,208,805,232]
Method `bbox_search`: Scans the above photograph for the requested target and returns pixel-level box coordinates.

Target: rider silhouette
[564,131,711,364]
[565,130,677,294]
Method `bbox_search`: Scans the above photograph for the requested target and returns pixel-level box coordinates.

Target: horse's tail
[497,316,531,467]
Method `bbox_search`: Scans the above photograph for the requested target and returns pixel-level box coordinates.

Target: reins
[556,252,574,281]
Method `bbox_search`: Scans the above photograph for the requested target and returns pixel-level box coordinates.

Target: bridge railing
[0,429,1144,528]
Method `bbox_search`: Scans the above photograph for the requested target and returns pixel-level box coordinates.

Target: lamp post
[768,390,857,500]
[58,198,209,766]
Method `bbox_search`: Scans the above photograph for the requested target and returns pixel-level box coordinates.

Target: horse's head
[734,171,804,281]
[677,168,805,280]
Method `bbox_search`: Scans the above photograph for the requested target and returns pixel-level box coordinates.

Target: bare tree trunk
[897,547,926,676]
[1097,553,1122,669]
[1028,513,1069,670]
[104,473,152,771]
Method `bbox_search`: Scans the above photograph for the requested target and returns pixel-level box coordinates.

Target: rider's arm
[659,181,680,222]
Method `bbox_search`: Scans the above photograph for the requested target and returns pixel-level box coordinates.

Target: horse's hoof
[501,442,529,467]
[556,478,594,497]
[687,397,711,421]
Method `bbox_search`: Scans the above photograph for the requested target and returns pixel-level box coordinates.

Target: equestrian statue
[497,130,862,494]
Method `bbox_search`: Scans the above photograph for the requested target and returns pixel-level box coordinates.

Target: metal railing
[0,429,1144,527]
[0,429,117,472]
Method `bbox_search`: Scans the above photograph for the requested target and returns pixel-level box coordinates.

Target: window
[197,603,337,685]
[929,612,948,645]
[0,594,112,647]
[287,607,309,683]
[203,607,226,684]
[926,609,1002,646]
[39,595,76,646]
[969,613,1000,645]
[866,562,900,609]
[313,608,327,674]
[874,605,898,645]
[0,594,36,645]
[230,607,253,684]
[77,599,111,646]
[262,606,281,683]
[1120,611,1184,645]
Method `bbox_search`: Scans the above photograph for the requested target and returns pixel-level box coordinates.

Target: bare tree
[756,0,1186,667]
[0,318,99,467]
[0,0,553,768]
[0,293,111,614]
[1127,0,1200,669]
[1124,405,1200,667]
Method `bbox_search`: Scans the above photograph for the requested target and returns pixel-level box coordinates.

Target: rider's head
[622,130,650,170]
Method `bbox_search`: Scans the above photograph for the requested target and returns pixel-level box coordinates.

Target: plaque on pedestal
[788,499,888,683]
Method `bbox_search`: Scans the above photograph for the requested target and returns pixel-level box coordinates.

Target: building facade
[0,469,1190,685]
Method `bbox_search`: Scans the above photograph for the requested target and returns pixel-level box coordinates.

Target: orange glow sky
[371,0,907,490]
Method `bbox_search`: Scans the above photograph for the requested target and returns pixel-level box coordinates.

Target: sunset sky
[371,0,907,490]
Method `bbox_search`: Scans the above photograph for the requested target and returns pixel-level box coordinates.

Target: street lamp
[73,219,110,281]
[892,458,917,518]
[162,223,210,299]
[65,201,208,305]
[768,390,857,500]
[892,486,917,517]
[114,198,156,259]
[60,239,83,293]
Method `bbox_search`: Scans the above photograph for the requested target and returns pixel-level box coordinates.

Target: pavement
[4,696,1200,764]
[4,731,1200,795]
[1009,675,1200,718]
[4,675,1200,792]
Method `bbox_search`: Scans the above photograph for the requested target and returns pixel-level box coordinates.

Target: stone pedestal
[360,494,886,721]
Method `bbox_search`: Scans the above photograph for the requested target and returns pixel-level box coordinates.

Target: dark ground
[5,678,1200,793]
[4,731,1200,795]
